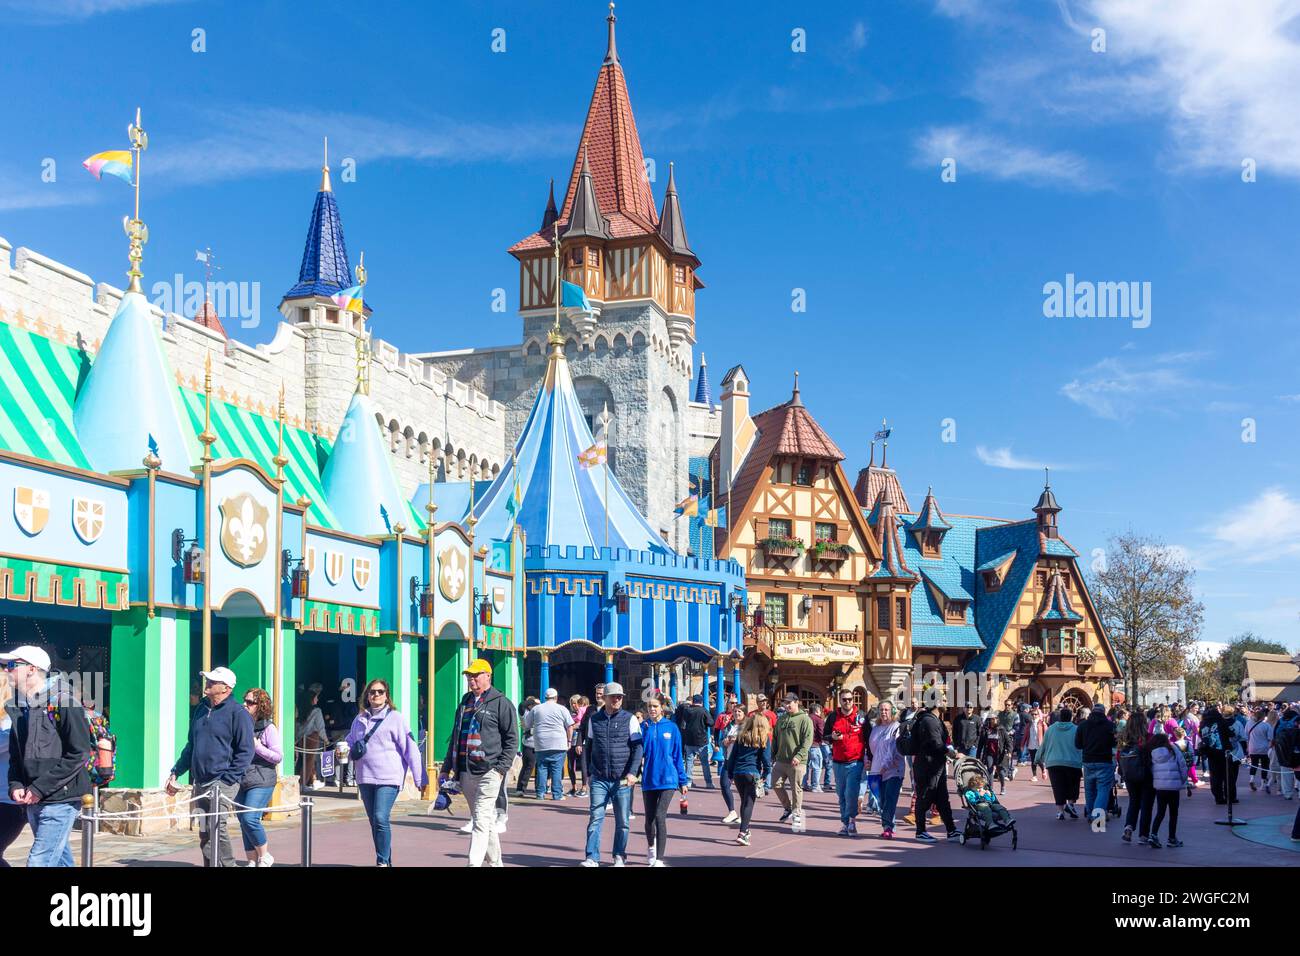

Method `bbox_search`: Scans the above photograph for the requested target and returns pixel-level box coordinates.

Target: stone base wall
[96,776,302,838]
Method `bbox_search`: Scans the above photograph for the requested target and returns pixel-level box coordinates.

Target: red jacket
[825,707,866,763]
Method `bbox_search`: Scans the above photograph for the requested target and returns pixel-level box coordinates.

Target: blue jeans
[359,783,400,865]
[1083,762,1115,819]
[535,749,566,799]
[878,775,904,832]
[26,801,78,867]
[585,777,632,863]
[832,761,864,824]
[235,785,275,851]
[763,742,773,788]
[683,745,713,787]
[803,744,824,789]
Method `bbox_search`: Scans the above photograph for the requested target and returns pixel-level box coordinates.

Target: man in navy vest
[580,682,643,867]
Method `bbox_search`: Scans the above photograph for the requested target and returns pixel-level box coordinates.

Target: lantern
[753,606,765,629]
[292,562,310,599]
[614,582,629,615]
[184,542,204,586]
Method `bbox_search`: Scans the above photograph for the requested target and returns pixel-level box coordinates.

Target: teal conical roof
[321,390,408,535]
[73,291,198,473]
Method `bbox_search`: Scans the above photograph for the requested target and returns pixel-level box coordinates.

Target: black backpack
[1275,723,1300,769]
[1117,745,1148,785]
[897,713,918,757]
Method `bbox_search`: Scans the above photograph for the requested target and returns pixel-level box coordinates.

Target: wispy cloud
[1277,394,1300,403]
[1059,351,1216,420]
[0,0,186,22]
[975,445,1073,471]
[914,125,1103,190]
[1208,486,1300,564]
[0,105,576,211]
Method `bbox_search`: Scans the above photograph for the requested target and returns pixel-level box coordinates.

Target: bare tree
[1089,532,1204,704]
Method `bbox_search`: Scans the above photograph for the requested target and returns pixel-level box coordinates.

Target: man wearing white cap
[526,687,574,801]
[2,645,93,867]
[166,666,254,866]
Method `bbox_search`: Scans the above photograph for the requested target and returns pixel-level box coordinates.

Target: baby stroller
[952,755,1018,850]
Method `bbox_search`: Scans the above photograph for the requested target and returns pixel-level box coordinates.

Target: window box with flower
[758,536,805,558]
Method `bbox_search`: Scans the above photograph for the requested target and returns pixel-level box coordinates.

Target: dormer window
[919,530,942,558]
[944,600,969,624]
[795,463,813,486]
[569,248,583,266]
[981,570,1003,593]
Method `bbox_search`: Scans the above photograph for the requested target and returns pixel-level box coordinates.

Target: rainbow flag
[577,441,607,469]
[332,284,363,312]
[82,150,133,185]
[673,494,699,517]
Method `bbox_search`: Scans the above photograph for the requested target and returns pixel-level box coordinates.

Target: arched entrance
[547,643,606,703]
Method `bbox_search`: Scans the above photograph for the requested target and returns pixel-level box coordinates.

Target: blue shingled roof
[900,512,1002,648]
[283,189,354,301]
[912,623,985,649]
[1042,536,1079,557]
[969,520,1049,672]
[976,549,1018,572]
[693,355,711,405]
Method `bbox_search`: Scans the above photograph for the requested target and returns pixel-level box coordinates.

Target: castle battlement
[0,236,508,494]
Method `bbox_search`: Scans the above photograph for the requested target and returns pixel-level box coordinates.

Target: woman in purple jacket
[236,688,283,867]
[345,678,427,866]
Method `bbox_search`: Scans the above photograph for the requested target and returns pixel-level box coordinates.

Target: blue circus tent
[470,334,668,554]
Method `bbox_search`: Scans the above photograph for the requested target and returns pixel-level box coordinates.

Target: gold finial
[355,332,371,396]
[320,136,332,193]
[355,250,367,289]
[393,522,406,536]
[273,381,289,480]
[143,441,161,471]
[296,494,312,510]
[124,107,149,294]
[425,445,438,523]
[551,220,563,339]
[199,352,217,461]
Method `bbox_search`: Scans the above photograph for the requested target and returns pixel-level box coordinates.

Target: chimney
[719,366,751,492]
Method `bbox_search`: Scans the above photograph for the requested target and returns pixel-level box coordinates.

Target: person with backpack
[1117,716,1153,844]
[1245,707,1275,794]
[1075,703,1117,824]
[724,713,771,847]
[166,666,254,867]
[1199,705,1241,805]
[1144,732,1188,848]
[675,694,714,790]
[826,689,867,836]
[235,687,282,867]
[905,700,959,843]
[1273,708,1299,801]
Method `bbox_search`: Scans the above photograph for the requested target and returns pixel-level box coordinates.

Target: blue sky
[2,0,1298,650]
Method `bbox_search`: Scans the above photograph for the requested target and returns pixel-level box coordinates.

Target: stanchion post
[301,796,314,867]
[208,782,221,868]
[80,793,96,868]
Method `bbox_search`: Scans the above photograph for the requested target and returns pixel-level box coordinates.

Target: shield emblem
[14,487,50,536]
[218,493,269,567]
[492,585,507,615]
[325,551,345,585]
[352,557,371,590]
[72,497,105,544]
[438,546,467,601]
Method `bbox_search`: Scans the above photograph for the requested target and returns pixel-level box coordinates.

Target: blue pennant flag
[148,433,159,456]
[873,427,892,442]
[561,280,592,314]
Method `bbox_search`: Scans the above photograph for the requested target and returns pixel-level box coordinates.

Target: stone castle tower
[423,6,705,550]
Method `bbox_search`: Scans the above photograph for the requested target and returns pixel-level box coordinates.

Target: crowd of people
[4,636,1300,867]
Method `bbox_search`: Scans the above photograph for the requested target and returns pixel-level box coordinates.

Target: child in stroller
[954,756,1018,850]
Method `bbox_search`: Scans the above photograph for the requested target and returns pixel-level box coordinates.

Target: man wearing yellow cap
[439,657,518,866]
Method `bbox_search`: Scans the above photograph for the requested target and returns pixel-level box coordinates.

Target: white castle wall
[0,237,507,498]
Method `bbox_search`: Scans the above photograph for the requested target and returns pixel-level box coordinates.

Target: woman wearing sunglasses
[236,688,282,867]
[346,678,427,866]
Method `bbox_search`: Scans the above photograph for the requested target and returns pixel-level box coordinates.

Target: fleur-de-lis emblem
[219,493,269,567]
[438,546,467,601]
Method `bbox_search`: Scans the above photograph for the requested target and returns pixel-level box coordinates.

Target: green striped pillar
[109,607,192,789]
[228,618,295,776]
[433,638,470,768]
[366,636,420,730]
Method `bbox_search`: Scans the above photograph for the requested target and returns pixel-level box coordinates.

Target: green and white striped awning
[0,321,92,468]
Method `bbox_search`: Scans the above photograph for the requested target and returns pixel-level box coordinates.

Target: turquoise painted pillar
[716,658,725,707]
[669,668,678,707]
[604,651,614,686]
[702,665,710,714]
[109,607,192,789]
[732,659,742,701]
[539,651,551,699]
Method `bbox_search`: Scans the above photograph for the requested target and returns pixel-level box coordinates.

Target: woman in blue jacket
[637,696,689,867]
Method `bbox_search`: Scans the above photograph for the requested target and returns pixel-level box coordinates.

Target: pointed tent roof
[564,148,612,241]
[510,6,659,254]
[1035,568,1083,622]
[914,486,952,532]
[282,166,353,302]
[74,291,198,473]
[540,179,559,231]
[469,332,670,553]
[320,391,409,536]
[657,162,695,261]
[854,465,911,513]
[1033,470,1062,517]
[192,299,228,338]
[693,353,711,405]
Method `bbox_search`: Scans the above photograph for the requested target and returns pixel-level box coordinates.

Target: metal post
[92,785,100,835]
[208,782,221,869]
[300,796,314,867]
[80,793,95,868]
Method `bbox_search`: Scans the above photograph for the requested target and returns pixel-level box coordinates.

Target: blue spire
[281,158,353,301]
[74,292,198,474]
[693,352,711,405]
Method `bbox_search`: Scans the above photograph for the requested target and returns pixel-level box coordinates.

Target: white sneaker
[650,859,667,867]
[495,813,508,834]
[459,820,473,834]
[647,849,656,867]
[580,858,599,867]
[309,780,327,790]
[257,853,275,868]
[613,856,626,867]
[721,811,740,825]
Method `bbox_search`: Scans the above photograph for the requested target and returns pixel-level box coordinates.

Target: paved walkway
[9,767,1293,868]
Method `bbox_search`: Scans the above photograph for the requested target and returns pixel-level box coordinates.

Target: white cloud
[1059,352,1212,420]
[1277,394,1300,403]
[975,445,1072,471]
[849,21,869,50]
[1209,486,1300,563]
[915,125,1102,190]
[0,0,185,21]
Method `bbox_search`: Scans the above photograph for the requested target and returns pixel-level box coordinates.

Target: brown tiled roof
[192,299,227,338]
[854,466,911,513]
[510,21,658,256]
